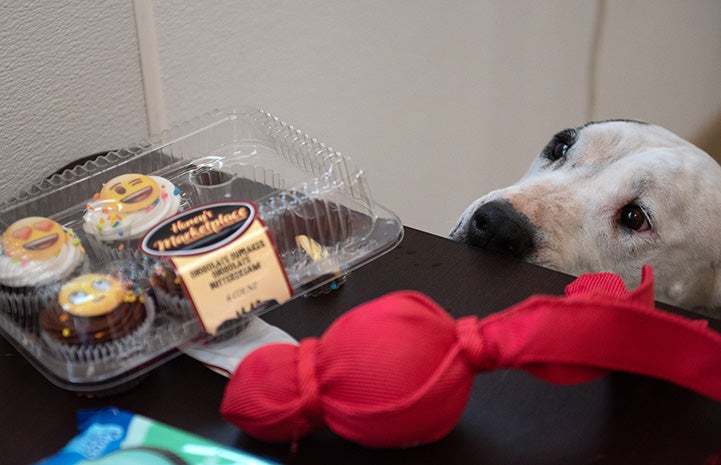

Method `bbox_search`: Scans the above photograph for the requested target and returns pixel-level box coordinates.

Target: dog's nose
[466,199,535,258]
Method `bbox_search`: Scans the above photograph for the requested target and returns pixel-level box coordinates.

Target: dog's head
[450,120,721,311]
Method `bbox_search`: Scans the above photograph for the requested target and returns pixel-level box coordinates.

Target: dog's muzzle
[464,199,536,259]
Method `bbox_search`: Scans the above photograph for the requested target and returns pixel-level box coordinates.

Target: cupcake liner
[83,234,145,263]
[152,285,194,318]
[0,289,54,334]
[0,269,89,334]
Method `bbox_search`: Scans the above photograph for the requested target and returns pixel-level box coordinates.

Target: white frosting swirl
[0,232,85,287]
[83,176,181,241]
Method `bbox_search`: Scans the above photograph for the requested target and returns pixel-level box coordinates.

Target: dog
[450,120,721,314]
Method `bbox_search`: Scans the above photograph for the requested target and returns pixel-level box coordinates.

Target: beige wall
[2,0,720,236]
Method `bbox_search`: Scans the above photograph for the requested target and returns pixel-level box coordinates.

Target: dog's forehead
[574,121,690,164]
[517,119,721,207]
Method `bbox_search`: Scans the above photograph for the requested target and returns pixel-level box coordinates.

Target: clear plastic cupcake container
[0,106,403,394]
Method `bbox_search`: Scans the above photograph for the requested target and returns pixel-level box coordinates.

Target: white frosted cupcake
[0,217,86,331]
[83,173,181,262]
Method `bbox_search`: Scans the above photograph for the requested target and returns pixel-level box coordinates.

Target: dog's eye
[543,129,577,162]
[619,204,651,231]
[553,142,569,160]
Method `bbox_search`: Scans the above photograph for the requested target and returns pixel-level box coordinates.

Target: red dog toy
[221,266,721,448]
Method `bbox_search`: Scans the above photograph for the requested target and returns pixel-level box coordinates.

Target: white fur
[450,121,721,313]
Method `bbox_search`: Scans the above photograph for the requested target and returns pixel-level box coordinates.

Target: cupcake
[149,260,188,316]
[0,217,86,330]
[82,173,181,261]
[264,196,354,257]
[149,260,250,342]
[264,196,352,294]
[39,272,152,361]
[294,234,346,296]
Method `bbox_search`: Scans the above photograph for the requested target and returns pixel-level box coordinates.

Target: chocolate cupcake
[149,260,251,342]
[151,262,184,298]
[263,196,354,257]
[264,196,352,294]
[82,173,181,262]
[40,273,152,361]
[0,217,86,331]
[149,260,190,317]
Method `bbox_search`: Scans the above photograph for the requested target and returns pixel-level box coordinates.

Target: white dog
[450,120,721,313]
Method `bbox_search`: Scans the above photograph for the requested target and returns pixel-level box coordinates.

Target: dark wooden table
[3,227,721,464]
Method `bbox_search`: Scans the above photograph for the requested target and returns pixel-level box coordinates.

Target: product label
[141,202,292,334]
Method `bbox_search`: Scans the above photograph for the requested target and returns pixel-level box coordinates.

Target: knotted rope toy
[221,266,721,448]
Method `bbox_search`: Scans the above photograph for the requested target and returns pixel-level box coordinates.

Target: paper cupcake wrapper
[0,289,51,331]
[0,279,78,335]
[83,234,148,263]
[151,285,193,317]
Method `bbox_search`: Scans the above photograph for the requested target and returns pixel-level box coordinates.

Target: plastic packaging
[35,407,281,464]
[0,106,403,394]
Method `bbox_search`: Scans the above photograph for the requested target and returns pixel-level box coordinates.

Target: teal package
[35,408,280,465]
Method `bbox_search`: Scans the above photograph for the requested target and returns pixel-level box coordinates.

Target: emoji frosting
[0,217,85,288]
[83,174,181,241]
[58,273,127,317]
[99,174,161,213]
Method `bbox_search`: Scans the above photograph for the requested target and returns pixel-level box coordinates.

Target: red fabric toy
[221,266,721,448]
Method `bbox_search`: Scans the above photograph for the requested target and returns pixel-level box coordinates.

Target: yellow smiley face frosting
[2,217,67,261]
[58,273,127,317]
[99,174,160,213]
